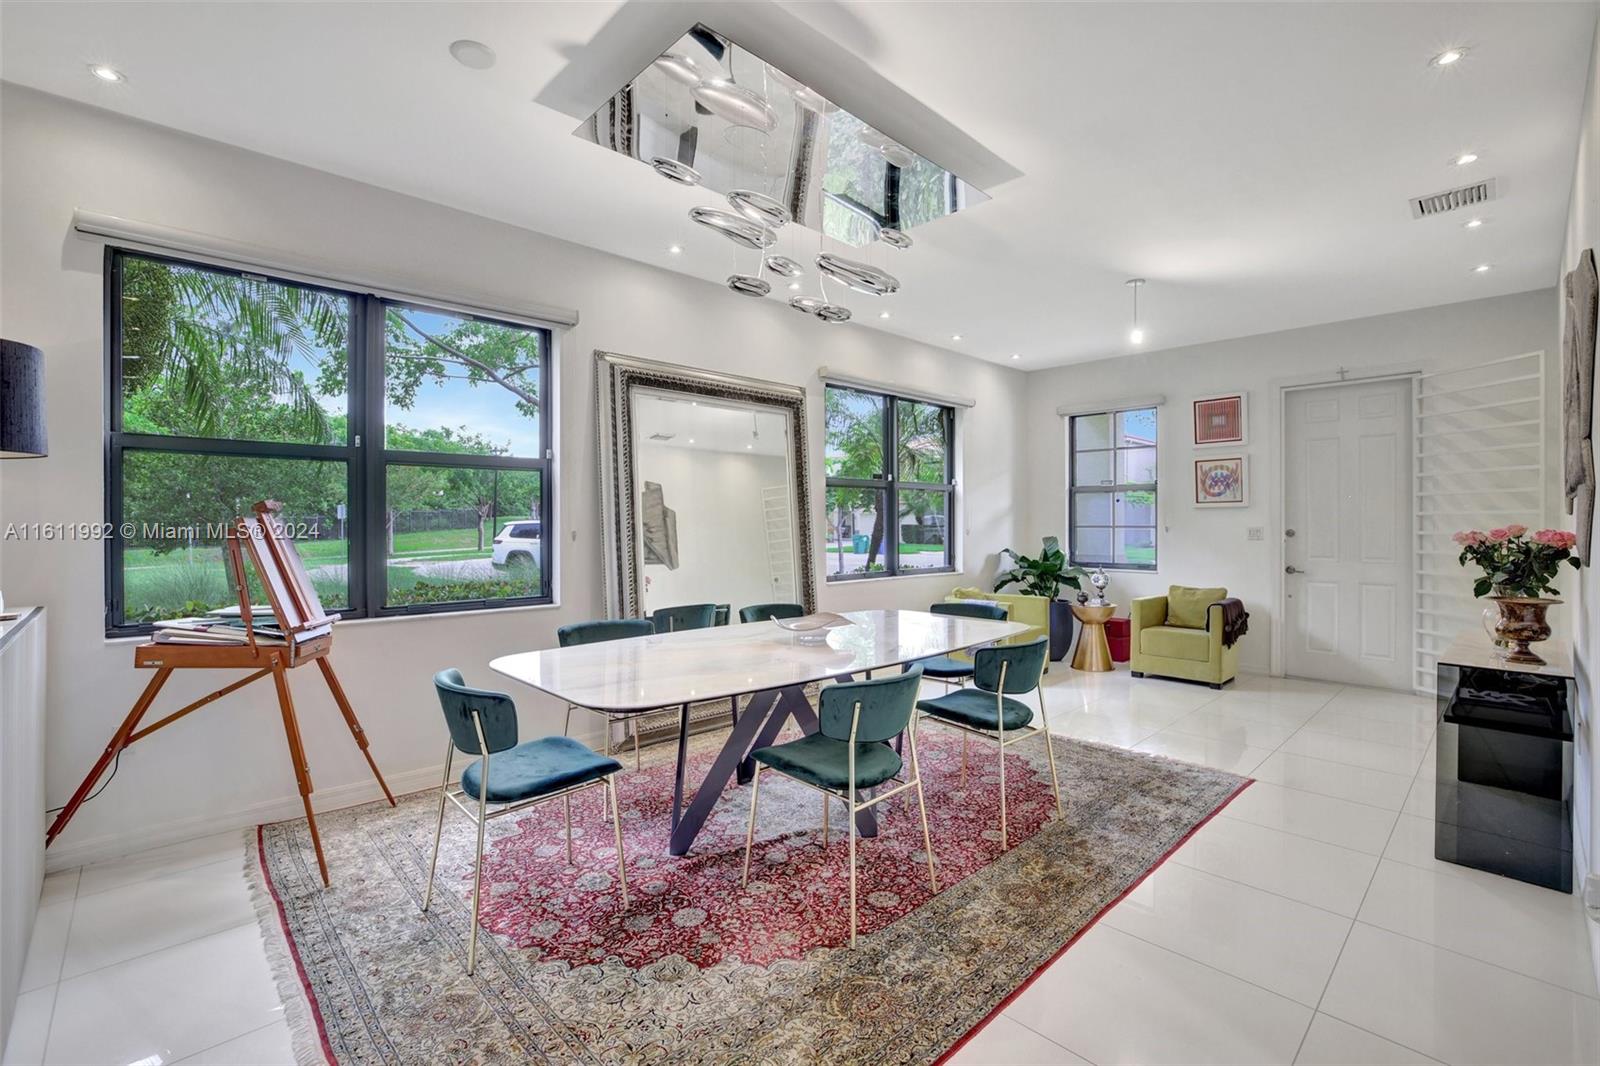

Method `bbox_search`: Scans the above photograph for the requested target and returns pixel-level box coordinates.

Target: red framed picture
[1193,394,1246,446]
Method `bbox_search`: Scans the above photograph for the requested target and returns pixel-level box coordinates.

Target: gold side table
[1070,603,1117,672]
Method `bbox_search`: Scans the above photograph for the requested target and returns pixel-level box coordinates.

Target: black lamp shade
[0,340,47,458]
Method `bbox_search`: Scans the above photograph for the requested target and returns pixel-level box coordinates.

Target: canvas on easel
[47,501,392,886]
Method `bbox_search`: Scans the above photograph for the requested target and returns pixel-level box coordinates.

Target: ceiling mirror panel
[575,23,988,247]
[596,351,817,620]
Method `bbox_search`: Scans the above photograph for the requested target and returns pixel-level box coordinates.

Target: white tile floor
[7,668,1597,1065]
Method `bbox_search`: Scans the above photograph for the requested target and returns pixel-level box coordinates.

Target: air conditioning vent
[1411,178,1498,219]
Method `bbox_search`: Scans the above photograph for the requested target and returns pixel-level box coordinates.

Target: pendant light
[1126,278,1147,345]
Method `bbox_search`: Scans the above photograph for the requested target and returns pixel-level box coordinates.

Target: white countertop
[490,609,1028,710]
[1437,628,1575,679]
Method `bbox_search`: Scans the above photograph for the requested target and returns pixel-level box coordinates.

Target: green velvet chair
[1129,586,1239,688]
[651,603,718,633]
[741,667,936,948]
[738,602,807,623]
[919,601,1009,690]
[423,669,628,974]
[915,637,1062,849]
[556,618,655,770]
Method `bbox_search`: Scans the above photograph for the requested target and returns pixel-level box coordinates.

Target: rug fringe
[244,827,332,1066]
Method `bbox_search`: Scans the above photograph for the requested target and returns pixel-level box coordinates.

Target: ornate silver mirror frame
[595,350,818,618]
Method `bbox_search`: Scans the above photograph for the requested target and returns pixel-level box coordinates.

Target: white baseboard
[44,763,450,872]
[44,721,615,872]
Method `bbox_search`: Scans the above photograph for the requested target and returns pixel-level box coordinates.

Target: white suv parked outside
[490,520,541,568]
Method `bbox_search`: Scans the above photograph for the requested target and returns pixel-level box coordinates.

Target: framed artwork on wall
[1193,393,1246,446]
[1194,456,1247,506]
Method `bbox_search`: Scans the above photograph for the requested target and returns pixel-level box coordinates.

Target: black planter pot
[1048,599,1077,662]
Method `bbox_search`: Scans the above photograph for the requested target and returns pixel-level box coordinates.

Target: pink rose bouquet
[1454,526,1583,598]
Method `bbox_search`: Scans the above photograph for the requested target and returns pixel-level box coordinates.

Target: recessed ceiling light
[1010,353,1021,360]
[745,443,753,449]
[879,310,891,319]
[89,64,124,83]
[688,437,696,444]
[1129,327,1146,345]
[788,281,800,290]
[951,333,962,342]
[448,39,496,70]
[668,244,682,255]
[1453,152,1479,166]
[1473,263,1492,273]
[1431,48,1465,68]
[1464,217,1484,229]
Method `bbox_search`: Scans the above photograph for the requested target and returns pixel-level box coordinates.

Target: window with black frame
[1068,406,1158,571]
[105,250,553,633]
[823,384,955,579]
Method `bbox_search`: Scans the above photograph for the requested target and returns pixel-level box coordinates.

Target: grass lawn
[123,517,530,571]
[825,542,945,555]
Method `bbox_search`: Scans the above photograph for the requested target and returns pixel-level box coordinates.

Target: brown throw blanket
[1208,598,1250,647]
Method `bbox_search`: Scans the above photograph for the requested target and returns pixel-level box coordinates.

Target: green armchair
[1130,586,1240,688]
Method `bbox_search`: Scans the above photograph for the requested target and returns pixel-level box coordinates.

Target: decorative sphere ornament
[1087,568,1110,606]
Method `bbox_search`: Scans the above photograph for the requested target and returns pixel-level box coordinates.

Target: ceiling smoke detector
[449,40,496,70]
[1409,178,1498,220]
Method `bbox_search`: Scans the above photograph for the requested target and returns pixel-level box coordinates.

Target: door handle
[1285,565,1302,575]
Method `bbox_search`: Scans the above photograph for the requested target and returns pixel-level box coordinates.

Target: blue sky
[303,307,542,455]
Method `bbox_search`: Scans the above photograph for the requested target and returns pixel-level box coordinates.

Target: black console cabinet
[1435,633,1575,893]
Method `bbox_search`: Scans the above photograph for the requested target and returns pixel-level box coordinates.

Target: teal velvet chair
[556,618,654,770]
[919,601,1009,690]
[738,602,807,623]
[422,669,628,974]
[915,637,1061,849]
[741,667,935,948]
[651,603,718,632]
[557,618,653,646]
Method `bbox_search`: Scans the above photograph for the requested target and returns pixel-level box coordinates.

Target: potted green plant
[995,536,1088,661]
[1454,525,1582,665]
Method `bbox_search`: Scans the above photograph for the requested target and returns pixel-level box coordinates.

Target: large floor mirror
[596,351,817,623]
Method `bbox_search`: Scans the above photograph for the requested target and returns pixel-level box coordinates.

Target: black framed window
[105,249,553,634]
[1068,406,1157,571]
[823,384,955,579]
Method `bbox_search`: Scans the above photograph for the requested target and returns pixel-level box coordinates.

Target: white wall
[636,446,790,613]
[1023,290,1560,677]
[1561,12,1600,975]
[0,86,1033,866]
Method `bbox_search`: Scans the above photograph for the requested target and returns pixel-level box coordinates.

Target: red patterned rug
[252,719,1248,1065]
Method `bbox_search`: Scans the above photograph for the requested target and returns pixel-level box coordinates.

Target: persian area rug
[251,720,1248,1065]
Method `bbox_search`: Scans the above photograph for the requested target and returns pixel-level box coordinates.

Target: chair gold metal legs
[423,735,453,913]
[741,763,764,887]
[741,706,937,948]
[921,660,1064,851]
[420,711,629,976]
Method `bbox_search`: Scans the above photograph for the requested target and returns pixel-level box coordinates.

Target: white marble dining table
[490,609,1027,855]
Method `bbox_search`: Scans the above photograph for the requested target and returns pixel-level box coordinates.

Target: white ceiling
[2,1,1596,368]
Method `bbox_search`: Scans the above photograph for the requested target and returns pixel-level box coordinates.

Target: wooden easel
[46,501,394,885]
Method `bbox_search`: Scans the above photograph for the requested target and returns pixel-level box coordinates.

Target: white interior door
[1283,377,1413,690]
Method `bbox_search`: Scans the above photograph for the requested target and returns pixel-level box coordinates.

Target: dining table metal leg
[736,689,784,785]
[670,703,690,831]
[666,685,879,857]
